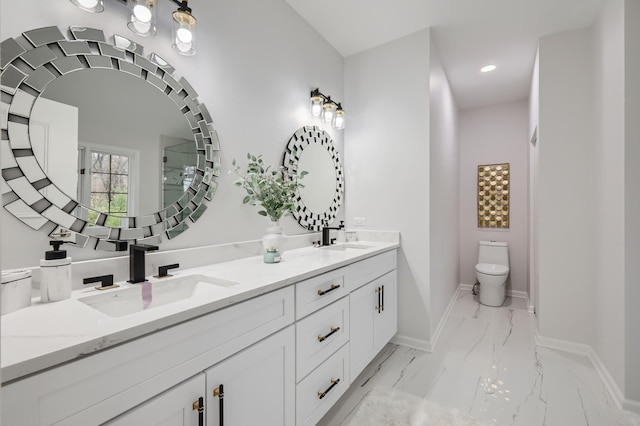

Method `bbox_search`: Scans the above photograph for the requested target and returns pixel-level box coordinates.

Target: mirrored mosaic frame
[477,163,510,229]
[283,126,344,231]
[1,26,220,250]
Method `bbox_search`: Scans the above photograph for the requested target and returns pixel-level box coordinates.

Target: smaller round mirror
[282,126,344,231]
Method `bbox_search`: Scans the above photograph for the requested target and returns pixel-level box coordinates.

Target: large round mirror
[282,126,343,231]
[0,26,219,250]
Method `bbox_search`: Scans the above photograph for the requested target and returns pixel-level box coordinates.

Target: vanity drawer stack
[294,267,351,425]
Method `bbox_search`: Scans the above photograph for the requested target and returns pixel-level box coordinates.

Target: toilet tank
[478,241,509,266]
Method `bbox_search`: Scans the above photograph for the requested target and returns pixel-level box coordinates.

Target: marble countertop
[1,240,399,383]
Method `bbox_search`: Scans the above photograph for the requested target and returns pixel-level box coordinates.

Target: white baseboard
[624,398,640,413]
[534,330,640,414]
[391,285,463,354]
[430,285,462,351]
[390,335,432,353]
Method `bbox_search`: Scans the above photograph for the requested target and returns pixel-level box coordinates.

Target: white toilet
[475,241,510,307]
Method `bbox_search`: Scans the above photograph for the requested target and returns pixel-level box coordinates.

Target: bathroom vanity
[1,241,398,426]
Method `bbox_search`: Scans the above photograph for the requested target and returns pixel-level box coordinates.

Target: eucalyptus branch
[231,153,307,222]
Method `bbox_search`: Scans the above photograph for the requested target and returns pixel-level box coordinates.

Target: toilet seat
[475,263,509,276]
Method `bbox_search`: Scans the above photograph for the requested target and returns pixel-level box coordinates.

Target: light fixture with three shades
[310,88,345,130]
[69,0,197,56]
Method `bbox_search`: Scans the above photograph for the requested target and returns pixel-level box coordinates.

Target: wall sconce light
[310,88,345,130]
[69,0,197,56]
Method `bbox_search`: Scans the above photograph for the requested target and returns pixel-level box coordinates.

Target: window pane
[110,194,128,214]
[111,174,129,194]
[91,152,111,173]
[90,193,109,212]
[91,172,110,192]
[110,154,129,175]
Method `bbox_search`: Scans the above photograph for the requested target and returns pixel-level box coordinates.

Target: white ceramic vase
[262,220,285,254]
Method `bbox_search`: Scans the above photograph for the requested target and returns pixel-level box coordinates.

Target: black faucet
[83,274,116,289]
[128,244,159,283]
[321,221,345,246]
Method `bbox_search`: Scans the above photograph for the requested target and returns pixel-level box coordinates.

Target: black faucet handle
[83,274,118,290]
[156,263,180,278]
[339,220,345,229]
[130,244,159,252]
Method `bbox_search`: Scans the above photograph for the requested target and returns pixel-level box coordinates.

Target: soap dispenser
[40,240,72,303]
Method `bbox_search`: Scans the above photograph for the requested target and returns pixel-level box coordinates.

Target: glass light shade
[69,0,104,13]
[310,96,323,117]
[322,103,335,124]
[333,109,345,129]
[172,9,197,56]
[127,0,157,37]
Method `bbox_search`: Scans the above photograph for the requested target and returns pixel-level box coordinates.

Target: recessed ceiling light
[481,65,497,73]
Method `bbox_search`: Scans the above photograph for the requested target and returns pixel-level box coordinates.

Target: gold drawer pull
[317,378,340,399]
[317,284,340,296]
[317,326,340,342]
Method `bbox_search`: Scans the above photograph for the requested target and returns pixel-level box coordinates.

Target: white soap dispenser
[40,240,72,303]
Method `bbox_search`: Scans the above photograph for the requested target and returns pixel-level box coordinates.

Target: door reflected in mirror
[29,68,195,220]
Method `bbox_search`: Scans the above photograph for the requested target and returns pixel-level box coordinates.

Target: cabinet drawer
[296,297,349,381]
[345,250,396,292]
[295,268,347,320]
[296,343,350,426]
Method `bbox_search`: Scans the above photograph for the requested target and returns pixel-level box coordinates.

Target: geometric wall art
[477,163,510,228]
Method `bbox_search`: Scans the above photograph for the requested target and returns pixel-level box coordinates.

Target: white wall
[537,28,595,345]
[624,0,640,406]
[528,50,540,316]
[0,0,344,269]
[592,0,626,397]
[345,29,433,346]
[428,39,460,333]
[458,101,529,295]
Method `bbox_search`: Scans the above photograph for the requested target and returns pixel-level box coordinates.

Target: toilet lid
[475,263,509,275]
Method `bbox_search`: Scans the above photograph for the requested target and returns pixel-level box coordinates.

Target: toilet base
[479,286,506,307]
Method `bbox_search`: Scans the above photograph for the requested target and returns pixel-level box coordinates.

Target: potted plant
[231,153,307,253]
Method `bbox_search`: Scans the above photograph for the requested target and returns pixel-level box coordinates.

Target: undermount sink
[78,274,238,317]
[321,243,374,251]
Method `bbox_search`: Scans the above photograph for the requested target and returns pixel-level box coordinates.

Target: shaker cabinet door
[104,374,205,426]
[205,325,295,426]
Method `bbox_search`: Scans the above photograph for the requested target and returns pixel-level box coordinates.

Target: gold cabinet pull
[213,384,224,426]
[192,396,204,426]
[317,284,340,296]
[317,378,340,399]
[317,326,340,342]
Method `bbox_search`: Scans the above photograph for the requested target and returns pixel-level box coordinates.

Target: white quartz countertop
[1,241,398,383]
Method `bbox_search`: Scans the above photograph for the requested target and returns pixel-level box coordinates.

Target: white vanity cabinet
[347,251,397,382]
[1,287,294,426]
[349,271,397,382]
[1,246,399,426]
[106,326,295,426]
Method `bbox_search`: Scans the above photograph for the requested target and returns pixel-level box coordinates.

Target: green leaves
[231,152,307,221]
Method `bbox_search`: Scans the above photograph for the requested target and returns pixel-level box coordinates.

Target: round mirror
[0,26,219,250]
[282,126,343,231]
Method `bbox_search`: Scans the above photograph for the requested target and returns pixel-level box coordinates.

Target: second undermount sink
[78,274,238,318]
[321,243,374,251]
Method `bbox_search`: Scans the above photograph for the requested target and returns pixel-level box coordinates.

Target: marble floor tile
[319,290,640,426]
